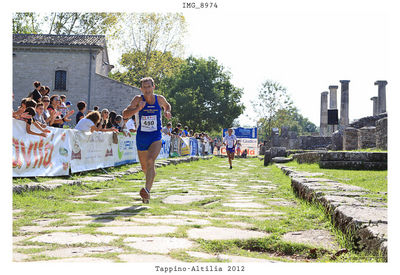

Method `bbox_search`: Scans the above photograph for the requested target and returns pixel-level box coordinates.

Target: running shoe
[140,187,150,204]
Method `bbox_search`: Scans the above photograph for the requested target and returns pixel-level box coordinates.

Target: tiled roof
[13,33,106,48]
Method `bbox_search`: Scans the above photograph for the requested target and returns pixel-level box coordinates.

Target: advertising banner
[169,136,180,157]
[114,132,138,166]
[179,137,191,156]
[12,119,72,177]
[189,138,198,156]
[223,127,257,139]
[70,130,115,173]
[157,134,171,159]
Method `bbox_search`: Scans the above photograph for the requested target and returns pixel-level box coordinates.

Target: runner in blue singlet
[122,77,172,203]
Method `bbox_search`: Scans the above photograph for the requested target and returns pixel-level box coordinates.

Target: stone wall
[358,127,376,149]
[299,136,331,150]
[376,117,387,150]
[13,47,94,110]
[319,152,387,170]
[92,74,141,116]
[292,152,322,164]
[348,113,387,129]
[343,127,359,150]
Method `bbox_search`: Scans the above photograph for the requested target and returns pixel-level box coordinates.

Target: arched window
[55,70,67,90]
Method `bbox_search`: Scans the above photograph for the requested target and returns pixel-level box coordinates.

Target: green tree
[252,80,296,138]
[109,50,184,88]
[12,12,121,36]
[252,80,318,140]
[12,13,41,34]
[109,13,187,87]
[162,56,245,132]
[114,13,187,57]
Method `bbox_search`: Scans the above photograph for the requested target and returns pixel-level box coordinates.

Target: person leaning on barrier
[23,107,50,138]
[75,111,118,133]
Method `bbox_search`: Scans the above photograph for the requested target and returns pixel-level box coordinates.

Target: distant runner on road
[122,77,172,203]
[223,128,237,169]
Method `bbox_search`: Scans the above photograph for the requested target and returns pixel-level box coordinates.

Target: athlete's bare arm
[122,95,146,120]
[157,95,172,119]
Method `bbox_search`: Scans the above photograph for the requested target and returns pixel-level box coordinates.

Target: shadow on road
[89,205,147,223]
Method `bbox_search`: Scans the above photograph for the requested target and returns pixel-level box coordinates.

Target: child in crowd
[59,95,67,117]
[75,111,118,133]
[23,107,51,137]
[76,101,86,124]
[114,115,123,132]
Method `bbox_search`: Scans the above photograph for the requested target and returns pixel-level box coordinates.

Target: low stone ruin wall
[277,164,387,260]
[348,113,387,129]
[292,152,322,164]
[319,152,387,170]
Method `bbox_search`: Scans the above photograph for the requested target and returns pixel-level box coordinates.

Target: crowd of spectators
[13,80,218,153]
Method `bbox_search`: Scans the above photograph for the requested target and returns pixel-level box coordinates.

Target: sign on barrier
[157,134,171,159]
[114,132,139,166]
[70,130,115,173]
[12,119,72,177]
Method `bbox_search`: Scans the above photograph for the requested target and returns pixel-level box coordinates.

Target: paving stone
[33,219,61,226]
[36,257,114,262]
[29,232,119,244]
[131,217,210,225]
[13,236,34,244]
[89,220,139,226]
[162,195,213,204]
[13,245,44,250]
[97,225,177,235]
[124,237,195,253]
[172,211,208,216]
[13,253,30,261]
[222,202,269,209]
[218,254,278,262]
[187,226,269,240]
[40,246,124,258]
[187,251,215,259]
[282,230,339,250]
[221,211,284,217]
[74,194,98,199]
[119,254,183,262]
[226,222,253,228]
[267,200,297,207]
[19,225,84,233]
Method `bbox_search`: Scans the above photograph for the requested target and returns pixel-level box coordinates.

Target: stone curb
[276,164,387,260]
[13,156,214,194]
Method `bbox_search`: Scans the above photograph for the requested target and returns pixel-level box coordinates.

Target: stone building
[12,34,141,121]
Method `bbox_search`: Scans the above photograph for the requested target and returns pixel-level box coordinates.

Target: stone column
[371,96,378,116]
[375,80,388,114]
[320,91,328,136]
[328,85,339,134]
[339,80,350,130]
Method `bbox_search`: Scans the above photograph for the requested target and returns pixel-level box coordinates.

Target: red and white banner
[218,138,258,156]
[12,119,72,177]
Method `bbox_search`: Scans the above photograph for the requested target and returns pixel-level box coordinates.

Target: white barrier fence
[12,119,211,177]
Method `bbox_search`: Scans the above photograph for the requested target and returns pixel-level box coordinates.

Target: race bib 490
[141,115,157,132]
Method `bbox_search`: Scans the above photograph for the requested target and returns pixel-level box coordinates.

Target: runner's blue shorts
[226,146,235,153]
[136,132,162,151]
